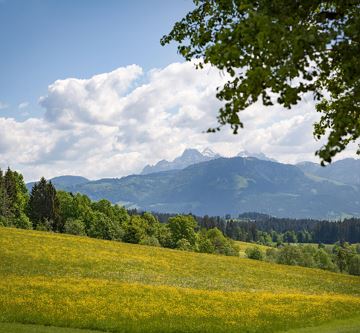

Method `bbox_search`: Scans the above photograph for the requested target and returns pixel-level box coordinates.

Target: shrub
[205,228,238,256]
[197,232,215,254]
[139,236,160,247]
[0,216,10,227]
[35,219,52,231]
[245,247,264,260]
[64,219,86,236]
[176,238,193,251]
[168,215,197,248]
[348,255,360,276]
[158,225,173,248]
[122,215,146,244]
[88,212,124,240]
[315,248,337,272]
[265,248,278,262]
[13,213,32,229]
[277,245,303,266]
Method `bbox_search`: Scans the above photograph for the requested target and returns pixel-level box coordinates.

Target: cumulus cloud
[0,62,357,181]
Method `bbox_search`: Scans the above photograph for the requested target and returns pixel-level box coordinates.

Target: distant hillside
[38,157,360,219]
[26,175,89,192]
[297,158,360,186]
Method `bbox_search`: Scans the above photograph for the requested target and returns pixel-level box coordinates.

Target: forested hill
[27,157,360,220]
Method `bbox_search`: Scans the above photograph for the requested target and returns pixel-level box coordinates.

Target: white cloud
[18,102,29,109]
[0,62,358,181]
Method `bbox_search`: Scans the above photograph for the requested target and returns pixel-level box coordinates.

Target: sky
[0,0,358,181]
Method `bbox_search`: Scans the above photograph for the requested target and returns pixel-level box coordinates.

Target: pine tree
[0,169,10,221]
[0,168,29,228]
[28,177,61,231]
[4,168,17,218]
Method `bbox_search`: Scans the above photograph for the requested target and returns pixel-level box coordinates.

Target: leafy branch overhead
[161,0,360,164]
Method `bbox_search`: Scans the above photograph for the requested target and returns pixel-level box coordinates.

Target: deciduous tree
[162,0,360,163]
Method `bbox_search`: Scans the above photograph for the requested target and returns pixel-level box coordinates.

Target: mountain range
[141,148,221,174]
[26,150,360,220]
[296,158,360,186]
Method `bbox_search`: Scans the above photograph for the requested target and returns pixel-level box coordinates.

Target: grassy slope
[235,241,271,257]
[0,227,359,333]
[2,316,360,333]
[0,322,103,333]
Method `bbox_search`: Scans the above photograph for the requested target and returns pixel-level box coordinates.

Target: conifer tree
[28,177,61,231]
[0,169,10,219]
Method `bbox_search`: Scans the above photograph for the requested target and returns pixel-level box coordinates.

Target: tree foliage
[28,177,60,231]
[0,168,31,228]
[167,215,198,248]
[161,0,360,164]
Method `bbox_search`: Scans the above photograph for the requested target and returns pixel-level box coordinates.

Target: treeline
[245,243,360,276]
[0,168,238,257]
[152,212,360,245]
[238,212,360,244]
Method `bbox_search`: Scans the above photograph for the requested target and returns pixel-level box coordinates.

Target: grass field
[235,240,271,257]
[1,227,359,332]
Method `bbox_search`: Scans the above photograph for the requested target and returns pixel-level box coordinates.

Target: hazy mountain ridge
[141,148,221,174]
[26,175,89,192]
[237,150,277,162]
[297,158,360,186]
[30,157,360,220]
[141,148,276,174]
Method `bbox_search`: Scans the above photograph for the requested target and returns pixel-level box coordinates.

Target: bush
[355,244,360,255]
[0,214,32,229]
[197,232,216,254]
[245,247,264,260]
[265,248,278,262]
[315,248,337,272]
[168,215,197,248]
[139,236,160,247]
[176,238,193,251]
[205,228,238,256]
[35,219,52,231]
[13,213,32,229]
[64,219,86,236]
[0,216,10,227]
[277,245,303,266]
[122,215,146,244]
[158,225,173,248]
[88,212,124,240]
[348,255,360,276]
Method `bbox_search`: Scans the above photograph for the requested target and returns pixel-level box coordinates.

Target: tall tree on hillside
[28,177,61,231]
[8,169,29,217]
[0,168,30,228]
[161,1,360,164]
[168,215,198,248]
[0,169,10,219]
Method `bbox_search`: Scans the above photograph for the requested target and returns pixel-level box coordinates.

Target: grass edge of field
[1,315,360,333]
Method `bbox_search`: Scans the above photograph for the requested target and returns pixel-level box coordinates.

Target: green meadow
[1,227,359,332]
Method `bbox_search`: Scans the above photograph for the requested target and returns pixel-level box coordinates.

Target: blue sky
[0,0,192,119]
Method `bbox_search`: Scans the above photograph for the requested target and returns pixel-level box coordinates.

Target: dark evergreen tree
[0,169,10,220]
[0,168,30,228]
[28,177,61,231]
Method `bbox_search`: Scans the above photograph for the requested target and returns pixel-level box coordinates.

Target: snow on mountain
[141,148,221,175]
[237,150,277,162]
[201,147,220,158]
